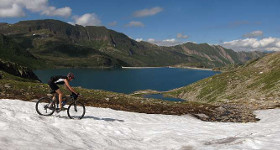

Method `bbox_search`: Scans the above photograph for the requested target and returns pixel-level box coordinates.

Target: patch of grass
[197,75,228,103]
[225,95,237,100]
[164,83,194,98]
[247,69,280,90]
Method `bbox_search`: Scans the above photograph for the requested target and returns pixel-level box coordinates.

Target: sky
[0,0,280,51]
[2,99,280,149]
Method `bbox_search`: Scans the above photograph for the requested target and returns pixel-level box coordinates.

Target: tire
[67,101,86,119]
[36,97,55,116]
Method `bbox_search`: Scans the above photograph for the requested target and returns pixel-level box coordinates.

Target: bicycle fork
[74,101,78,112]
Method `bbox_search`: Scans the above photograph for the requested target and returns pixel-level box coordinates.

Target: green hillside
[166,52,280,110]
[0,34,45,69]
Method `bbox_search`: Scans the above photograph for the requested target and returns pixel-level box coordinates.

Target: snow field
[1,99,280,150]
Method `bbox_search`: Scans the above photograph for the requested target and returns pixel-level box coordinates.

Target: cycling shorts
[48,81,59,91]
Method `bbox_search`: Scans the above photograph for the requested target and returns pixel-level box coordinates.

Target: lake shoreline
[122,66,214,71]
[168,66,214,71]
[121,66,163,69]
[39,66,215,71]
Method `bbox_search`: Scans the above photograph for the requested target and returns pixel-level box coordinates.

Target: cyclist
[48,72,78,112]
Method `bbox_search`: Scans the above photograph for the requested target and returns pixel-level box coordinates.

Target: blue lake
[34,67,219,94]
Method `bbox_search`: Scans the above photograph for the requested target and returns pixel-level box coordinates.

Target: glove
[71,92,79,99]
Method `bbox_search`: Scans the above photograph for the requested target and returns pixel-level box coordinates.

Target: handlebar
[71,92,80,100]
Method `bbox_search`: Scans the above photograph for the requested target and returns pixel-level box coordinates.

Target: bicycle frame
[48,94,74,109]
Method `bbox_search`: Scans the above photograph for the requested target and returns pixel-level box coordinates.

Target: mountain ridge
[0,19,264,69]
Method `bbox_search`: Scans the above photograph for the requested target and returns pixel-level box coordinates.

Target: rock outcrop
[0,59,40,81]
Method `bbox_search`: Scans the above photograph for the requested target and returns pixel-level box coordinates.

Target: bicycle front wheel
[67,101,86,119]
[36,97,55,116]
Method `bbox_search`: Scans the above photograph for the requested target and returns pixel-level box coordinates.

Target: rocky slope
[0,19,264,69]
[0,59,40,81]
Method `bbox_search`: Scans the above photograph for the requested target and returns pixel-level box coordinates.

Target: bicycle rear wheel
[67,101,86,119]
[36,97,55,116]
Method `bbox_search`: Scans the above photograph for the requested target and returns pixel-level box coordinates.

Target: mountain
[166,52,280,110]
[169,43,263,68]
[0,19,264,69]
[0,20,128,68]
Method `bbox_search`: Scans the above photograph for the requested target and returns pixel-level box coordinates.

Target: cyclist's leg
[48,94,56,108]
[48,82,59,108]
[56,89,63,109]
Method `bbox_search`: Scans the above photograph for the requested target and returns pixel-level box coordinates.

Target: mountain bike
[35,92,86,119]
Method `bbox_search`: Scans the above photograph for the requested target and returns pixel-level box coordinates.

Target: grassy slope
[166,52,280,110]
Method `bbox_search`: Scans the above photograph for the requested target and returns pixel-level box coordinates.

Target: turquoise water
[34,67,219,94]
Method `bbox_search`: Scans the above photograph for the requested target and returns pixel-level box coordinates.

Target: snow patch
[1,99,280,149]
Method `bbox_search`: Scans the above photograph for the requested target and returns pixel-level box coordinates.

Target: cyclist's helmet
[67,72,75,79]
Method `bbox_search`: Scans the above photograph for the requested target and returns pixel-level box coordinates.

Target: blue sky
[1,0,280,51]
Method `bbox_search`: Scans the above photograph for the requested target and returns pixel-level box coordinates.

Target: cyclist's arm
[64,79,77,94]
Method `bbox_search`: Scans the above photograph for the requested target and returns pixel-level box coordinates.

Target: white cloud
[41,6,71,17]
[177,33,189,39]
[125,21,144,27]
[147,38,184,46]
[146,33,189,46]
[0,0,71,18]
[73,13,102,26]
[243,30,263,38]
[133,7,163,17]
[18,0,49,12]
[276,41,280,47]
[0,0,13,8]
[0,3,25,17]
[259,37,277,47]
[147,38,155,42]
[163,38,176,42]
[135,38,143,42]
[222,37,280,51]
